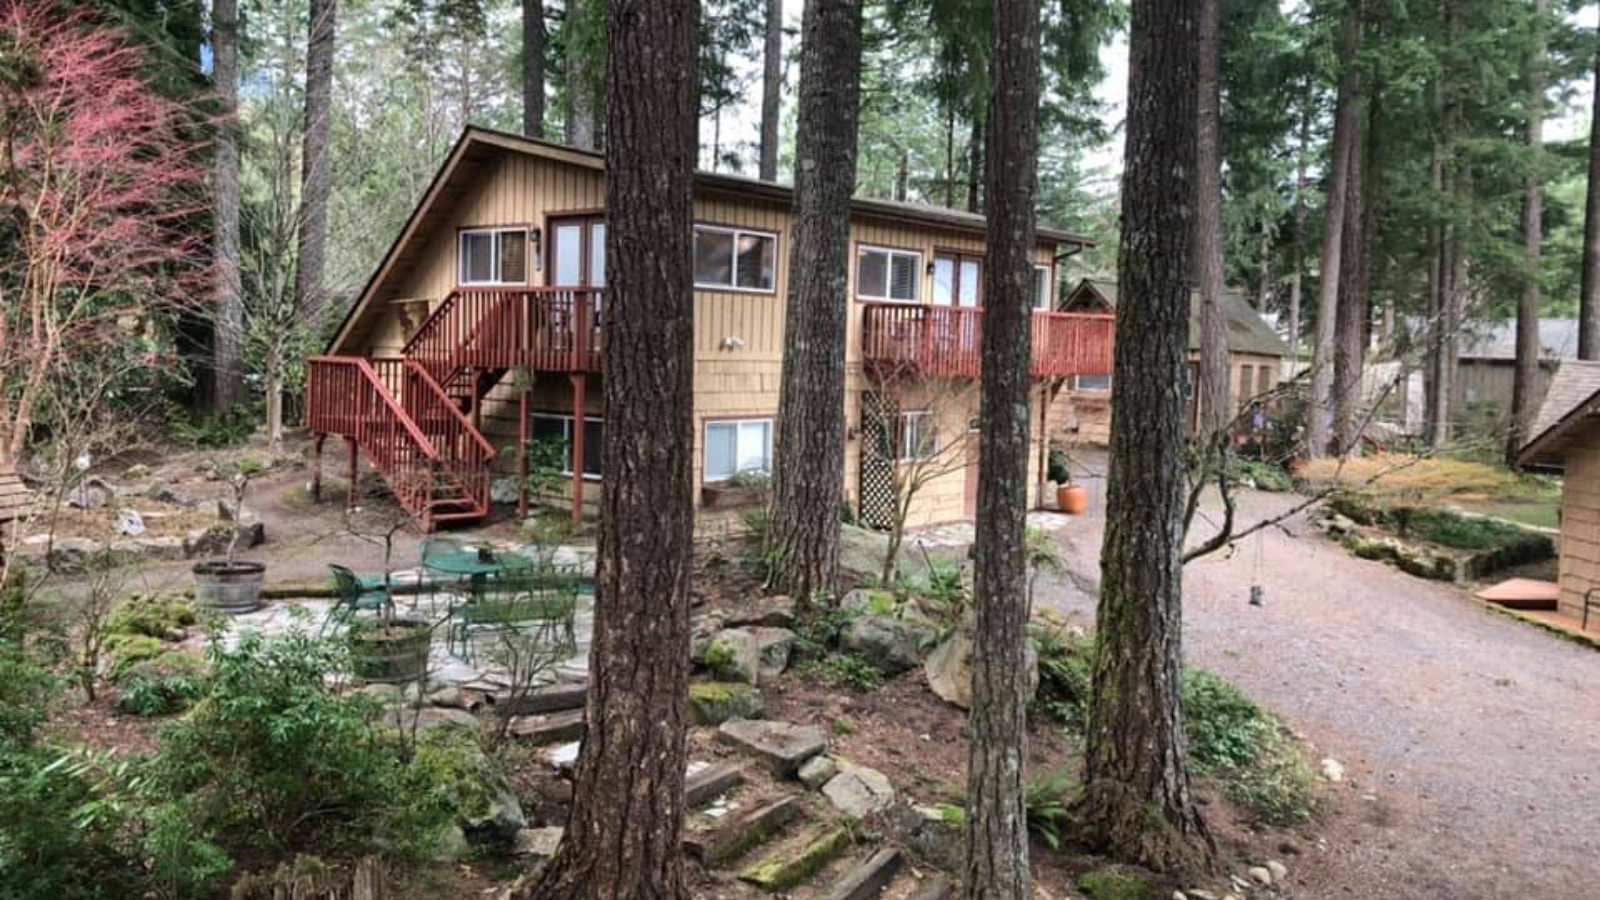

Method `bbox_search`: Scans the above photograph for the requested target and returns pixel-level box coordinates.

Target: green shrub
[137,802,231,900]
[1047,449,1072,485]
[796,653,883,692]
[117,665,207,717]
[170,408,257,448]
[1231,459,1292,492]
[104,633,167,682]
[793,606,857,658]
[1030,623,1094,729]
[1024,768,1074,851]
[1182,670,1315,825]
[1076,869,1151,900]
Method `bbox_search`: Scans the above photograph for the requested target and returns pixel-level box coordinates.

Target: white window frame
[692,224,779,294]
[1033,264,1053,309]
[530,412,603,481]
[898,410,937,462]
[458,227,530,286]
[703,418,774,483]
[1072,373,1113,393]
[856,245,923,303]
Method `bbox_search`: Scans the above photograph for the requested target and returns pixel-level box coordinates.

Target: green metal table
[423,547,535,605]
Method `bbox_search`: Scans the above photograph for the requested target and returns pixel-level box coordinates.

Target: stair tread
[821,848,903,900]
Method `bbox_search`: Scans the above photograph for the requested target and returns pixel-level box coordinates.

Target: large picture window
[459,227,528,286]
[704,419,772,482]
[530,413,602,479]
[857,245,921,302]
[693,225,777,292]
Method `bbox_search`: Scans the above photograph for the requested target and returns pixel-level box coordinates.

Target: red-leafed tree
[0,0,210,470]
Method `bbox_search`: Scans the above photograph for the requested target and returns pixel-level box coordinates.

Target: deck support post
[345,437,358,511]
[1035,381,1052,509]
[570,374,586,527]
[311,434,326,502]
[518,382,530,519]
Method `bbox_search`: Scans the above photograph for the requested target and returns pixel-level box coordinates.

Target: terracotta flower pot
[1056,484,1088,515]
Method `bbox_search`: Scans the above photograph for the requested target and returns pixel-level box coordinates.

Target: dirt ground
[1041,448,1600,899]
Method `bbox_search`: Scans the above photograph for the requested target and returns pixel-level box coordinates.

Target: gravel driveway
[1037,450,1600,899]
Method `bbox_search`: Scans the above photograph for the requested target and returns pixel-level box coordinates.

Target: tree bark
[758,0,782,180]
[963,0,1040,895]
[1424,76,1446,447]
[966,105,984,213]
[1509,0,1546,462]
[524,1,698,897]
[523,0,546,137]
[1307,0,1362,459]
[1078,0,1214,874]
[1287,92,1310,366]
[1581,35,1600,360]
[289,0,336,448]
[212,0,244,413]
[767,0,862,604]
[1332,112,1364,454]
[1193,0,1227,440]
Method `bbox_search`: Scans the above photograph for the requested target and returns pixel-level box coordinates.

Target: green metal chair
[324,564,391,636]
[415,536,469,615]
[447,564,579,663]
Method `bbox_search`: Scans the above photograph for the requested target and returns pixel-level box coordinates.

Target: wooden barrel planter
[192,560,267,614]
[348,619,432,684]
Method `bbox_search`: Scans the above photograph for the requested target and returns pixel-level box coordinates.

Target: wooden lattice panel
[857,392,898,530]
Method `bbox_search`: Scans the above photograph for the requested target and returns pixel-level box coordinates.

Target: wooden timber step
[496,681,587,717]
[822,848,903,900]
[683,794,800,866]
[507,708,585,744]
[0,470,33,524]
[904,875,955,900]
[739,824,853,892]
[684,761,745,807]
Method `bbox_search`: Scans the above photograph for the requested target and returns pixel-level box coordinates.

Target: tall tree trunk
[565,0,598,150]
[767,0,862,604]
[1332,113,1364,454]
[945,103,957,208]
[1193,0,1227,440]
[1424,76,1446,447]
[896,146,909,201]
[525,3,698,898]
[523,0,546,137]
[211,0,244,413]
[963,1,1040,895]
[1509,0,1546,462]
[289,0,336,448]
[1287,93,1309,366]
[1307,0,1362,459]
[966,105,984,213]
[1581,33,1600,360]
[758,0,782,180]
[1078,0,1214,873]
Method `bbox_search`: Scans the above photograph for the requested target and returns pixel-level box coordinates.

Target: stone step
[822,847,904,900]
[904,875,955,900]
[684,761,746,807]
[683,794,801,866]
[717,718,827,777]
[739,824,853,892]
[507,708,585,744]
[496,682,587,716]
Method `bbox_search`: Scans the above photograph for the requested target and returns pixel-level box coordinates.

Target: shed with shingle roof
[1516,360,1600,623]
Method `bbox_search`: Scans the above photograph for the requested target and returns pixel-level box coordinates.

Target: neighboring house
[1051,277,1287,444]
[1452,318,1576,430]
[1517,360,1600,625]
[307,127,1113,533]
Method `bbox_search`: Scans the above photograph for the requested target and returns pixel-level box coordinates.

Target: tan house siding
[337,141,1062,528]
[1557,426,1600,620]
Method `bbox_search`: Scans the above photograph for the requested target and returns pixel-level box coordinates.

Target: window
[1238,365,1255,413]
[899,410,937,461]
[704,419,773,482]
[459,227,529,285]
[550,218,604,286]
[1033,265,1053,309]
[1073,373,1112,392]
[857,246,921,302]
[932,253,982,307]
[530,413,603,479]
[693,225,777,291]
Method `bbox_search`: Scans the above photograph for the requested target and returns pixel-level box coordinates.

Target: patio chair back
[449,563,580,661]
[328,563,365,601]
[420,537,464,566]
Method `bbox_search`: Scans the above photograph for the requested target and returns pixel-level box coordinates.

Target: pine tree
[523,0,546,137]
[211,0,244,412]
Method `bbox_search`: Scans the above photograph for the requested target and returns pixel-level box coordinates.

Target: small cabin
[1517,360,1600,627]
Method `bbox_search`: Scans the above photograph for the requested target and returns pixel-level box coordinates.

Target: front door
[931,253,983,308]
[548,216,606,288]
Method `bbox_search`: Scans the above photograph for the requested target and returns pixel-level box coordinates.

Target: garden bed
[1323,492,1555,583]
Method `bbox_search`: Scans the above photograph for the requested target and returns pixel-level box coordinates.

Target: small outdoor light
[530,227,543,271]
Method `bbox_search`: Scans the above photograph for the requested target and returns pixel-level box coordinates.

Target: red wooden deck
[859,302,1115,380]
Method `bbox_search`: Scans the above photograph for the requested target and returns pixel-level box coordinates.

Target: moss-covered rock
[688,681,764,725]
[105,633,167,682]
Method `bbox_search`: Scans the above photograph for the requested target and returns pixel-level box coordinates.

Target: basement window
[704,419,772,482]
[899,410,938,461]
[459,227,529,286]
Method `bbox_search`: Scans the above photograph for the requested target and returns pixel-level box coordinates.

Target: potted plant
[701,468,772,509]
[1048,449,1087,515]
[344,510,433,685]
[192,460,267,613]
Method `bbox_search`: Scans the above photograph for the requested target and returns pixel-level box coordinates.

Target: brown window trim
[544,213,605,288]
[852,239,925,304]
[692,222,781,296]
[455,223,534,289]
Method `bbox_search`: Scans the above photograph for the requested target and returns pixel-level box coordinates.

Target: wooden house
[307,128,1113,532]
[1517,360,1600,625]
[1051,277,1287,444]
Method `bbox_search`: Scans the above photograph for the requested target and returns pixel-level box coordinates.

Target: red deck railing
[403,287,604,386]
[860,303,1115,380]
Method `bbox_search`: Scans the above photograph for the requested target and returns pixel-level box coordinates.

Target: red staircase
[305,288,602,529]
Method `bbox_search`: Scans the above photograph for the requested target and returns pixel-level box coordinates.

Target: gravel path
[1037,451,1600,899]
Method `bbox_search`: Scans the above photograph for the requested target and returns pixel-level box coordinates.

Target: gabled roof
[1516,359,1600,468]
[1063,277,1287,359]
[330,126,1095,352]
[1458,318,1580,361]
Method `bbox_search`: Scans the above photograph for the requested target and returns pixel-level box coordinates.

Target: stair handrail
[307,355,439,458]
[400,358,497,461]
